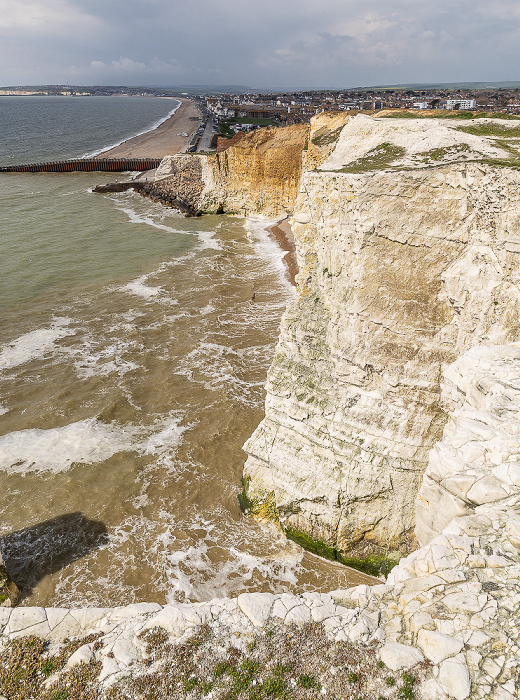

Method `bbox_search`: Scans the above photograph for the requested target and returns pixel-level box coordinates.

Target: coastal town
[3,82,520,157]
[2,83,520,119]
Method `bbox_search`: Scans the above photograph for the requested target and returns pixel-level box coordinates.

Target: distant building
[445,99,477,110]
[412,101,429,109]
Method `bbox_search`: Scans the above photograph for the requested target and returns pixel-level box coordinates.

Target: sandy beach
[268,217,299,286]
[95,98,201,160]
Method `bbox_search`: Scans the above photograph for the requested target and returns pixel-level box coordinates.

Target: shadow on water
[0,512,109,601]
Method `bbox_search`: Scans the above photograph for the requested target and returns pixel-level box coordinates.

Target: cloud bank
[0,0,518,88]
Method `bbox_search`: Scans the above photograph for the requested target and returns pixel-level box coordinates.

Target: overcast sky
[1,0,519,89]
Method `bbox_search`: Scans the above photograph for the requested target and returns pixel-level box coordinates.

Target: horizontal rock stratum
[4,112,520,698]
[243,114,520,558]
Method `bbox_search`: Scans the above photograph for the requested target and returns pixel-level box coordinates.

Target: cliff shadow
[0,512,109,601]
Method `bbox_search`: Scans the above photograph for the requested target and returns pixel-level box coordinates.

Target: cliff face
[151,124,308,217]
[416,344,520,545]
[202,123,308,216]
[243,115,520,557]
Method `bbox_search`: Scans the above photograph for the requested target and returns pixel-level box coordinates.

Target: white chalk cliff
[243,114,520,559]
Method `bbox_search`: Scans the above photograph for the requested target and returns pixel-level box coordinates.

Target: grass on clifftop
[311,126,344,148]
[456,122,520,137]
[337,143,405,173]
[378,110,520,120]
[107,621,432,700]
[219,117,280,138]
[0,633,102,700]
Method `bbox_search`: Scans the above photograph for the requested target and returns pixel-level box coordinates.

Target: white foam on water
[113,201,184,235]
[200,303,215,315]
[120,275,163,299]
[138,415,189,456]
[165,542,210,601]
[0,318,75,371]
[0,405,8,416]
[197,230,221,251]
[0,413,188,474]
[164,538,303,603]
[0,418,136,474]
[244,216,290,281]
[67,338,142,379]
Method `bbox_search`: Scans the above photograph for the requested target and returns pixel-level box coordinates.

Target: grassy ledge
[338,143,405,173]
[378,110,520,120]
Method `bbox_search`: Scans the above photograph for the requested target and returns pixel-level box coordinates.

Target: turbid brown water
[0,98,377,608]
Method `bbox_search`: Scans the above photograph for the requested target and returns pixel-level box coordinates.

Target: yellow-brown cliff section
[205,123,309,216]
[150,123,311,217]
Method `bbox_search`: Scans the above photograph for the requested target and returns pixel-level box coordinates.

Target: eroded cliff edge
[145,113,520,560]
[240,114,520,561]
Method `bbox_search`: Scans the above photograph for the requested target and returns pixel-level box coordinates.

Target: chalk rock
[66,643,94,668]
[379,641,425,671]
[237,593,276,627]
[438,658,471,700]
[417,629,464,664]
[242,116,520,555]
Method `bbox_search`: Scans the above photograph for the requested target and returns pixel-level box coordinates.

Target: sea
[0,95,362,607]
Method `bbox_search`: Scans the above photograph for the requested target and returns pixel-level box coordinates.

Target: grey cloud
[0,0,519,87]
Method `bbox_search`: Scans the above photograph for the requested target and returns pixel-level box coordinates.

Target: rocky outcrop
[243,115,520,559]
[0,551,19,607]
[416,344,520,545]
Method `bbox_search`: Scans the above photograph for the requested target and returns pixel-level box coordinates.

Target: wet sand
[268,217,299,286]
[95,98,201,160]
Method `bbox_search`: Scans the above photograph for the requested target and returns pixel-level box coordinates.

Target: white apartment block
[445,99,477,110]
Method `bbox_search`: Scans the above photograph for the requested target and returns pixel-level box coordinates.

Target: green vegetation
[219,117,279,137]
[284,524,400,577]
[379,110,520,120]
[476,137,520,170]
[237,476,253,512]
[237,476,280,523]
[284,526,336,561]
[311,125,344,147]
[298,674,322,690]
[1,620,430,700]
[457,123,520,137]
[0,634,102,700]
[399,672,417,700]
[418,143,470,163]
[338,143,405,173]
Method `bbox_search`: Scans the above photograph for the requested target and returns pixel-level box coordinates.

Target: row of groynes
[0,158,161,173]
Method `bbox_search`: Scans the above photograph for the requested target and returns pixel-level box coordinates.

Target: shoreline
[94,98,201,160]
[268,217,299,286]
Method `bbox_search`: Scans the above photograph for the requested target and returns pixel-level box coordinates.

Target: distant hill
[355,81,520,91]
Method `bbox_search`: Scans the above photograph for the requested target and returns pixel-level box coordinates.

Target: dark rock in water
[0,551,20,607]
[93,182,137,193]
[94,178,201,216]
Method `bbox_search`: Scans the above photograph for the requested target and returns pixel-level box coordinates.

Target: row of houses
[205,96,485,123]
